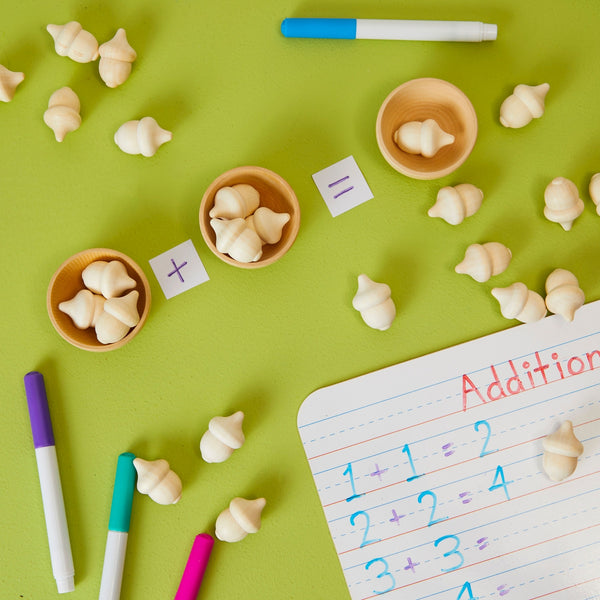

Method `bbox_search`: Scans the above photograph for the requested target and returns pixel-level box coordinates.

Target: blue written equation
[341,419,513,598]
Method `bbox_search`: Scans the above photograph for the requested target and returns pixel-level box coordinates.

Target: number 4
[489,465,513,501]
[457,581,474,600]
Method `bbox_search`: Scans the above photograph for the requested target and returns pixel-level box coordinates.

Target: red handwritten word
[462,349,600,411]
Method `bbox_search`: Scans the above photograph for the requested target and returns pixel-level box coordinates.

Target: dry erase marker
[174,534,214,600]
[24,371,75,594]
[281,18,497,42]
[99,452,136,600]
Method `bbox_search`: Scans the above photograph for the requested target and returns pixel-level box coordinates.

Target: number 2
[350,511,380,548]
[474,420,496,457]
[365,557,396,595]
[417,490,447,526]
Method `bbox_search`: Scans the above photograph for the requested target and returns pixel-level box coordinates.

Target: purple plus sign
[389,509,405,525]
[370,463,388,481]
[404,557,419,573]
[167,258,188,283]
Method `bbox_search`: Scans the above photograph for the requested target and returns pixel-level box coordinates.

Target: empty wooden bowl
[376,78,478,180]
[47,248,151,351]
[199,166,301,268]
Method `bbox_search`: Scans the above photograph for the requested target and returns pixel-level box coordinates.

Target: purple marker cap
[24,371,55,448]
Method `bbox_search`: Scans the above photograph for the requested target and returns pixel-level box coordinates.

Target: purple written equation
[312,155,373,217]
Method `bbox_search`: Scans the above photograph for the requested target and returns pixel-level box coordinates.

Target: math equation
[298,301,600,600]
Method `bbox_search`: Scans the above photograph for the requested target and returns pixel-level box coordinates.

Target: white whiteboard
[298,301,600,600]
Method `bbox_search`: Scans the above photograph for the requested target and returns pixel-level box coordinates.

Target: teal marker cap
[108,452,136,532]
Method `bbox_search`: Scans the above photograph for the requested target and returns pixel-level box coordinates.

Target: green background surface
[2,1,600,599]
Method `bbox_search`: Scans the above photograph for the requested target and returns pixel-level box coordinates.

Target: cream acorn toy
[200,411,245,463]
[209,185,260,219]
[428,183,483,225]
[589,173,600,215]
[542,421,583,482]
[215,497,266,543]
[98,28,136,88]
[455,242,511,283]
[210,218,263,263]
[59,260,140,345]
[46,21,99,63]
[0,64,24,102]
[246,207,291,245]
[545,268,584,322]
[133,457,182,505]
[393,118,454,157]
[499,83,549,128]
[82,260,136,298]
[543,177,584,231]
[352,274,396,331]
[114,117,172,157]
[43,87,81,142]
[491,282,547,323]
[95,290,141,344]
[58,289,105,329]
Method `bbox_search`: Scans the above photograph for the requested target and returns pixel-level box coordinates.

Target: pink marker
[174,534,214,600]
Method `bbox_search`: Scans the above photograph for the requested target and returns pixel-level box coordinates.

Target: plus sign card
[298,301,600,600]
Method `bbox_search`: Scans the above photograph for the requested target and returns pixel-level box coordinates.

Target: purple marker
[24,371,75,593]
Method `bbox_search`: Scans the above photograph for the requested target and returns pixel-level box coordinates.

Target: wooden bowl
[376,78,478,180]
[199,166,300,268]
[47,248,151,351]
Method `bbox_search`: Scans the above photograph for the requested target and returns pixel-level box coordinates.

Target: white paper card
[298,302,600,600]
[312,156,374,217]
[149,239,209,299]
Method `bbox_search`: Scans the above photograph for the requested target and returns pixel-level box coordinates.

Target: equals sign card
[312,155,374,217]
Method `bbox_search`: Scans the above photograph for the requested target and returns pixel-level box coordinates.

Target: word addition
[298,301,600,599]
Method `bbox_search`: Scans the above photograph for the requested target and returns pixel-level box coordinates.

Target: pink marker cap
[174,533,214,600]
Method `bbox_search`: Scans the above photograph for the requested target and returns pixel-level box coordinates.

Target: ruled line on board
[360,526,600,599]
[306,382,600,462]
[409,545,600,600]
[314,410,599,484]
[342,485,600,567]
[530,575,600,599]
[339,470,600,560]
[320,432,600,512]
[299,329,600,430]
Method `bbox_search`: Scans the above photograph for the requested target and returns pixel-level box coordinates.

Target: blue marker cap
[108,452,137,532]
[281,18,357,39]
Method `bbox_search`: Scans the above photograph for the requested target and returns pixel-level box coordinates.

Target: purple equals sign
[442,442,455,457]
[459,491,472,505]
[497,584,509,596]
[328,175,354,199]
[477,537,489,550]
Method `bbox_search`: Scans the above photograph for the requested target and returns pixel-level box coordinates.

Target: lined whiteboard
[298,301,600,600]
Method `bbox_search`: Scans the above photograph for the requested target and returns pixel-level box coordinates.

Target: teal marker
[99,453,136,600]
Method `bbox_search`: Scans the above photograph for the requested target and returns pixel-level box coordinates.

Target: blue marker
[281,18,497,42]
[99,452,136,600]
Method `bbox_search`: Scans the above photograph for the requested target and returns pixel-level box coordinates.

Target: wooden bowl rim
[47,248,151,352]
[199,165,301,269]
[375,77,478,180]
